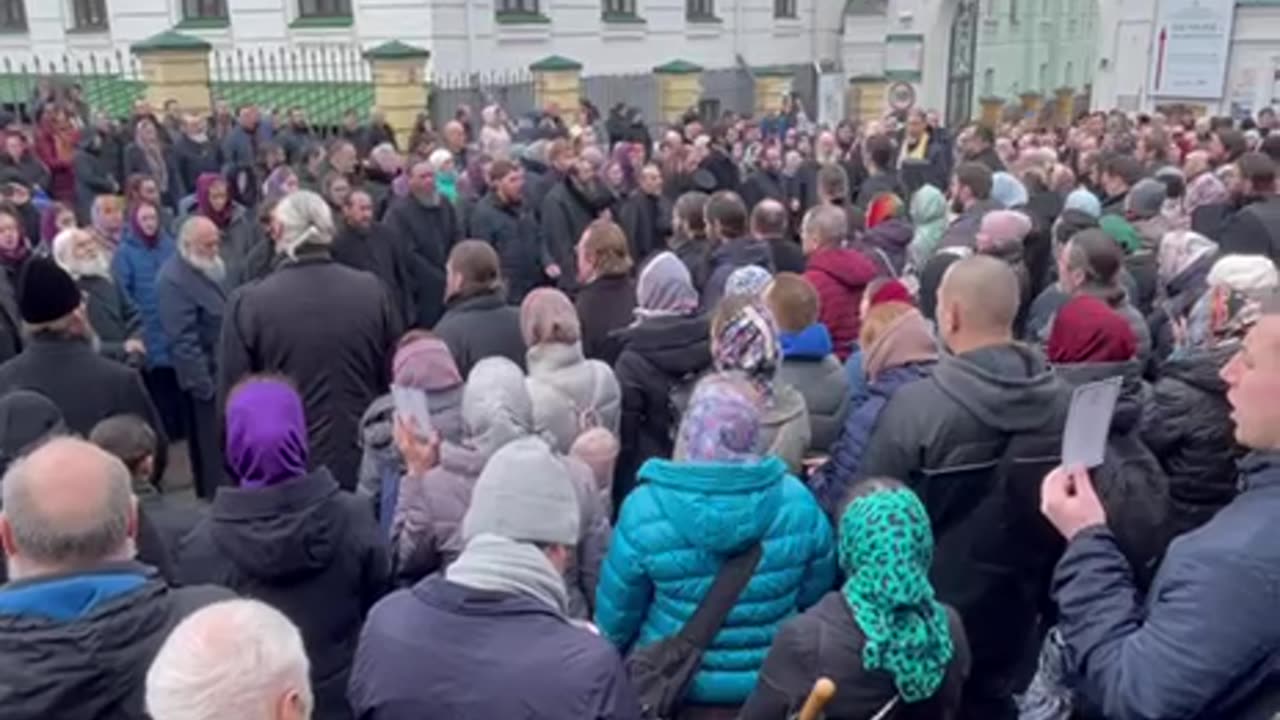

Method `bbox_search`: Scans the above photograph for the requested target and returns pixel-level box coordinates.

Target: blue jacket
[1054,451,1280,719]
[596,455,836,705]
[350,576,641,720]
[155,254,226,400]
[112,229,177,368]
[811,362,934,518]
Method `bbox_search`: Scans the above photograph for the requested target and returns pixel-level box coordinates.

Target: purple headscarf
[676,375,762,463]
[225,379,309,488]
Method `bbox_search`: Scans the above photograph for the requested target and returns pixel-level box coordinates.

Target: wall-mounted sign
[888,81,916,111]
[1148,0,1236,99]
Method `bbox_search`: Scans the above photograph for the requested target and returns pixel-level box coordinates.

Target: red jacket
[803,247,879,361]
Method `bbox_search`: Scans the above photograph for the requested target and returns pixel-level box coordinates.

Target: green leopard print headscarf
[839,487,954,703]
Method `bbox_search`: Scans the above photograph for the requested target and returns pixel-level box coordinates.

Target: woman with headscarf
[427,148,459,204]
[990,171,1029,210]
[609,142,637,196]
[740,477,969,720]
[1149,230,1218,361]
[193,172,254,288]
[124,174,177,237]
[596,373,836,715]
[1047,296,1174,588]
[262,165,300,203]
[613,251,713,504]
[478,104,512,160]
[1142,264,1274,537]
[976,209,1035,335]
[701,294,811,475]
[393,356,611,620]
[176,376,390,720]
[811,300,938,518]
[908,184,947,271]
[33,105,79,203]
[724,264,773,300]
[358,330,466,533]
[521,288,621,455]
[37,201,76,253]
[124,119,177,210]
[1186,170,1231,241]
[860,192,913,277]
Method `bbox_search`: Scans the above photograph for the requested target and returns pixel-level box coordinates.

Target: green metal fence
[209,46,374,128]
[0,51,143,121]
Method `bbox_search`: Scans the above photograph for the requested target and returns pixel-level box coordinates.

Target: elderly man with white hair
[52,227,144,365]
[0,437,230,719]
[219,190,399,491]
[148,599,313,720]
[156,216,228,499]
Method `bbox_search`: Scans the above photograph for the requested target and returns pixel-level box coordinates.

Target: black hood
[933,343,1067,433]
[0,390,64,474]
[616,314,712,378]
[710,237,772,270]
[209,469,345,582]
[0,564,190,720]
[1053,209,1099,246]
[1161,345,1234,395]
[1053,359,1145,435]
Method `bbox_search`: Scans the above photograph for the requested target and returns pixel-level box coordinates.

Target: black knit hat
[18,256,80,324]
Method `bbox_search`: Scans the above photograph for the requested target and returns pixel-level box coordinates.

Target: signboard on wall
[1148,0,1236,99]
[818,73,846,127]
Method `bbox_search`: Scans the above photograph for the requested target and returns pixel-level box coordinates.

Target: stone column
[131,31,212,114]
[530,55,583,125]
[979,96,1004,128]
[1055,86,1076,127]
[847,75,886,125]
[364,41,431,150]
[654,60,703,125]
[753,67,793,117]
[1020,91,1045,118]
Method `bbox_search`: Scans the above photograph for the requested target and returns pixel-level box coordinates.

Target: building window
[70,0,107,29]
[0,0,25,31]
[982,68,995,96]
[1064,61,1074,87]
[985,0,996,20]
[183,0,226,20]
[497,0,539,14]
[298,0,350,17]
[687,0,715,20]
[603,0,635,16]
[774,0,796,18]
[1008,0,1017,23]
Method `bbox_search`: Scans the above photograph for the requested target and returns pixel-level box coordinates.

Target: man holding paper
[1043,291,1280,719]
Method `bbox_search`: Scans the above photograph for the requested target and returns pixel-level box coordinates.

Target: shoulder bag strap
[676,543,764,650]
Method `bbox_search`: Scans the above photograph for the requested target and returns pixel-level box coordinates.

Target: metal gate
[946,0,979,127]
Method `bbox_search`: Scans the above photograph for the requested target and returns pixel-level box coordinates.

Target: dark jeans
[186,394,224,500]
[144,366,186,441]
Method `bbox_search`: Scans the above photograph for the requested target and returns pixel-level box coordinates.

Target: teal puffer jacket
[595,454,836,706]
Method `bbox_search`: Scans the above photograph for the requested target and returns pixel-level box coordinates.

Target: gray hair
[147,599,313,720]
[1,437,132,568]
[274,190,335,259]
[801,204,848,247]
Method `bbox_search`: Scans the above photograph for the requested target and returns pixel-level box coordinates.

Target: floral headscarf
[711,298,781,398]
[724,265,773,299]
[840,486,954,703]
[1157,230,1217,288]
[675,375,761,463]
[1185,172,1229,217]
[1183,285,1264,352]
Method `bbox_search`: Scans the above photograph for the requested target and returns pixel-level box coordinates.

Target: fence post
[1054,86,1076,127]
[847,75,886,125]
[979,95,1004,127]
[753,66,793,117]
[1019,91,1044,119]
[529,55,582,125]
[131,31,212,114]
[364,41,431,149]
[653,60,703,125]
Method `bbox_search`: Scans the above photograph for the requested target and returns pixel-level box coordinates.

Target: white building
[0,0,845,76]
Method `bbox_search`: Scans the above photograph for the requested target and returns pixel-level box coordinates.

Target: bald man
[857,255,1071,720]
[752,199,804,274]
[0,437,230,719]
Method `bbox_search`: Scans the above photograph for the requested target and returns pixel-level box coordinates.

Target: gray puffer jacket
[526,341,621,454]
[390,357,611,618]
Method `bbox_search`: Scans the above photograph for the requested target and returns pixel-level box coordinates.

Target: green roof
[653,59,703,75]
[364,40,431,60]
[131,30,212,54]
[529,55,583,72]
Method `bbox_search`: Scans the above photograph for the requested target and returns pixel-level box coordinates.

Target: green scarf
[839,488,953,703]
[1099,215,1142,255]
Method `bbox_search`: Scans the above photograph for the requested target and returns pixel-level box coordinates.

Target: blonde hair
[580,220,633,277]
[859,301,916,350]
[273,190,334,259]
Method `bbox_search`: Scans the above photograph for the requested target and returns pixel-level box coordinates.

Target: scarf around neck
[445,533,569,616]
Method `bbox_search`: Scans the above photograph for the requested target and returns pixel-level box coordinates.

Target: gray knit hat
[1126,178,1167,220]
[462,436,580,545]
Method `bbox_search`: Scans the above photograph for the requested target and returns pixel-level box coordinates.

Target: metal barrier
[0,51,142,121]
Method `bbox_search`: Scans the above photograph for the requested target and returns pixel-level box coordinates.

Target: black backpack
[624,543,763,719]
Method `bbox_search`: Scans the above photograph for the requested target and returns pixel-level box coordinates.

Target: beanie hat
[869,279,914,308]
[17,256,81,324]
[462,436,580,545]
[1126,178,1167,220]
[1063,188,1102,219]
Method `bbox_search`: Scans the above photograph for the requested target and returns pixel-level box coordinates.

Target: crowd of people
[0,78,1277,720]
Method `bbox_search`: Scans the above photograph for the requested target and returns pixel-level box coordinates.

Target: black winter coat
[1217,195,1280,262]
[176,469,390,720]
[1141,345,1244,536]
[767,235,806,274]
[575,273,636,366]
[0,563,231,720]
[618,190,671,267]
[857,343,1070,717]
[613,313,712,506]
[0,269,22,364]
[383,196,462,328]
[219,253,398,490]
[1055,360,1174,589]
[540,176,603,294]
[740,169,789,212]
[123,143,180,209]
[432,289,525,379]
[740,592,970,720]
[0,335,167,471]
[79,275,142,365]
[468,191,545,305]
[72,137,118,224]
[173,134,221,198]
[701,236,775,312]
[332,221,415,329]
